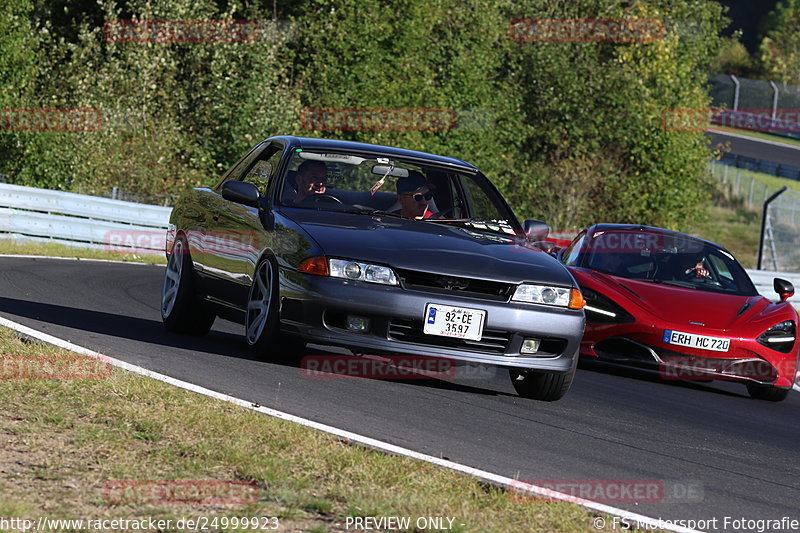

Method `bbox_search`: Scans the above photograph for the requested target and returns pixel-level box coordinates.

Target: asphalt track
[707,130,800,167]
[2,256,799,532]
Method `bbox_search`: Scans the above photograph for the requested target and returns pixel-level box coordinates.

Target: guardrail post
[770,81,779,122]
[758,186,788,270]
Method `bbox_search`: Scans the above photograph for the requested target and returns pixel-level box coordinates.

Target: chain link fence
[709,73,800,141]
[709,160,800,272]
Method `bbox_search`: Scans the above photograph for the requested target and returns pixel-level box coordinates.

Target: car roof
[585,223,725,250]
[267,135,479,172]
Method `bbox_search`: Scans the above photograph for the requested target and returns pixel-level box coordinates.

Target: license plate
[663,329,730,352]
[423,304,486,341]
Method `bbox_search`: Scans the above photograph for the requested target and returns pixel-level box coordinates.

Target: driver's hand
[685,261,709,278]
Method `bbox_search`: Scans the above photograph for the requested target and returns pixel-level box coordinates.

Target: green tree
[503,0,726,229]
[0,0,41,182]
[758,0,800,83]
[11,0,299,200]
[293,0,524,186]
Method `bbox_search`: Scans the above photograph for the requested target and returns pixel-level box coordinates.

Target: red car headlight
[757,320,796,354]
[582,288,634,324]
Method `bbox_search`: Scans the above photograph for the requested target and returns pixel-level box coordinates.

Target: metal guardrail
[745,269,800,310]
[0,183,171,252]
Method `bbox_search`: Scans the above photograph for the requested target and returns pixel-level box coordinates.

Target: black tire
[509,354,578,402]
[161,235,216,335]
[245,257,281,357]
[278,334,307,355]
[746,383,791,402]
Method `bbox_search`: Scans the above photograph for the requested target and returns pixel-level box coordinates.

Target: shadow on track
[0,295,511,398]
[577,357,749,399]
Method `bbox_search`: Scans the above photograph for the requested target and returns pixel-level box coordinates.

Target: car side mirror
[774,278,795,303]
[532,240,556,254]
[523,219,550,242]
[222,180,260,208]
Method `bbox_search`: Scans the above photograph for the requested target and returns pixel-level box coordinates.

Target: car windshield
[278,150,517,235]
[584,230,758,296]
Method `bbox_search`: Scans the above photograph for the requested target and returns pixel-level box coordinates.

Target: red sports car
[557,224,798,401]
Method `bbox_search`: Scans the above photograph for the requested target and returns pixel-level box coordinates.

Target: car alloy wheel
[160,235,215,335]
[162,239,184,318]
[246,259,276,346]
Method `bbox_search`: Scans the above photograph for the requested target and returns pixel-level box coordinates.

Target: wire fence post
[770,80,779,122]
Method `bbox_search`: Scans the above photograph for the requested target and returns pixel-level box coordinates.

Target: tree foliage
[758,0,800,84]
[4,0,298,199]
[1,0,726,230]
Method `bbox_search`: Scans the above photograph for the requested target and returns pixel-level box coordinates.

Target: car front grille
[388,319,511,354]
[396,269,514,301]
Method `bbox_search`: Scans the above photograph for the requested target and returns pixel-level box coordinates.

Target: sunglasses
[403,191,434,202]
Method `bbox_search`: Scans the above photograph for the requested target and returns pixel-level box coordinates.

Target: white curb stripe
[0,315,701,532]
[0,253,162,266]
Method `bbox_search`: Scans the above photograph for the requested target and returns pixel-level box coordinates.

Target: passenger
[293,160,329,205]
[394,171,437,219]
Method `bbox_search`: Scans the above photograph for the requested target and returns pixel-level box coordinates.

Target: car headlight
[329,258,398,285]
[757,320,796,353]
[582,288,634,324]
[512,284,585,309]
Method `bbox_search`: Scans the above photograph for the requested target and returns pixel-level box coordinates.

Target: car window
[458,175,505,221]
[241,146,282,195]
[215,142,269,190]
[279,150,518,235]
[583,230,758,295]
[707,253,734,281]
[563,234,585,266]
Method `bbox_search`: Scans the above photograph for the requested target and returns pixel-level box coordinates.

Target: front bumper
[277,269,585,371]
[582,322,798,388]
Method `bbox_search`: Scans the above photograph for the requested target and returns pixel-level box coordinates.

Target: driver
[293,160,329,205]
[684,256,710,278]
[394,171,438,219]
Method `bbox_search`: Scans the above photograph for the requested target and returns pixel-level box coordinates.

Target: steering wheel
[311,194,342,204]
[681,269,722,287]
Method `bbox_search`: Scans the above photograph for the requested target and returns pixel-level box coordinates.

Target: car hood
[585,270,769,330]
[283,209,575,286]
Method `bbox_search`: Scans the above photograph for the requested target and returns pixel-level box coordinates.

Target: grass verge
[0,238,166,264]
[0,327,610,532]
[687,205,760,269]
